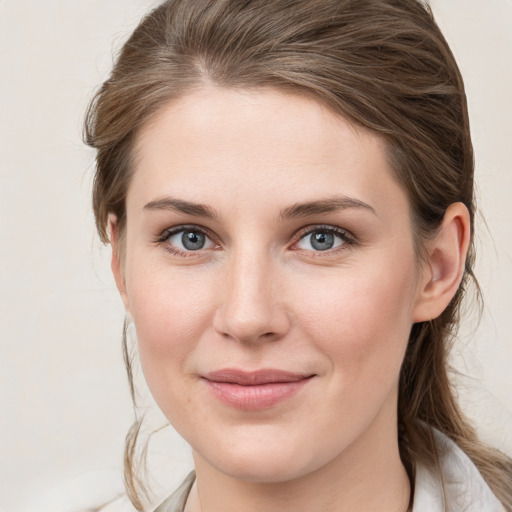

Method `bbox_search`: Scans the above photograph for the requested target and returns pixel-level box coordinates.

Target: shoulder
[94,472,195,512]
[94,471,194,512]
[413,428,505,512]
[97,496,138,512]
[152,471,196,512]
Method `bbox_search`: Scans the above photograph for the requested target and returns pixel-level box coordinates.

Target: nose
[213,249,291,344]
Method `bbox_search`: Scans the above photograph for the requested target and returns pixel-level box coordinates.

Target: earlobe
[109,215,130,312]
[413,202,471,323]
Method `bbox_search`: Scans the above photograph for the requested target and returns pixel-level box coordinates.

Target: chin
[214,452,314,484]
[192,425,338,484]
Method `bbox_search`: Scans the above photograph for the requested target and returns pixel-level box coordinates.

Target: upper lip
[203,369,314,385]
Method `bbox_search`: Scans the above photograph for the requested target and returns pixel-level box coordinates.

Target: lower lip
[204,377,313,410]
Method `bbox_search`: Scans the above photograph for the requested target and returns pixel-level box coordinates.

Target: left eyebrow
[280,196,377,220]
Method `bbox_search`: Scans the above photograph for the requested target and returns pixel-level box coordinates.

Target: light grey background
[1,1,511,511]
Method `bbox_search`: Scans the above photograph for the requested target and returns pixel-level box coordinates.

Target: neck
[186,405,411,512]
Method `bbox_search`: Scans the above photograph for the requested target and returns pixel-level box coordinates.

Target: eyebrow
[143,195,376,221]
[280,196,376,220]
[143,197,219,219]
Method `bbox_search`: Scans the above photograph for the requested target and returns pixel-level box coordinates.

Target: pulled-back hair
[84,0,512,509]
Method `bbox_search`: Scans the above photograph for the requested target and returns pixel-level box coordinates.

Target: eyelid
[155,223,355,257]
[158,224,218,242]
[156,224,221,256]
[290,224,356,251]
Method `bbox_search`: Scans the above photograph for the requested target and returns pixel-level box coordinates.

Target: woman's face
[117,87,428,483]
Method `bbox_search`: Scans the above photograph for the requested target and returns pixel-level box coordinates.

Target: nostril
[255,331,281,343]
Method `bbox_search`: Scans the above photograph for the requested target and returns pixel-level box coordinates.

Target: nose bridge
[214,243,289,344]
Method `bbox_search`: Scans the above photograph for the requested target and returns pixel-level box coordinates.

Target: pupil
[182,231,205,250]
[311,232,334,251]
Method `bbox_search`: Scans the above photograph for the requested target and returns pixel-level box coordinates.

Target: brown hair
[84,0,512,509]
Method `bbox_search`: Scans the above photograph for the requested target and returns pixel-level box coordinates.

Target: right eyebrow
[143,197,219,219]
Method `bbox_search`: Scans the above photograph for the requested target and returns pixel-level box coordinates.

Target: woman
[84,0,512,511]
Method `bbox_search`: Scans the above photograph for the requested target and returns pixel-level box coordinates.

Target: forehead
[130,86,408,219]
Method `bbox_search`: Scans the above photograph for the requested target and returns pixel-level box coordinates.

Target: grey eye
[295,228,347,252]
[182,230,206,250]
[166,228,216,252]
[310,232,335,251]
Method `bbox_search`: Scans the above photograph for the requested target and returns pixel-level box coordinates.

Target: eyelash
[156,224,219,258]
[155,224,356,257]
[291,225,356,255]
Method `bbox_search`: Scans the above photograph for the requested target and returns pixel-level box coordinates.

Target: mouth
[202,369,315,410]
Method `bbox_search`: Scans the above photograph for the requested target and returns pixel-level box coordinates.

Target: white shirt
[412,429,505,511]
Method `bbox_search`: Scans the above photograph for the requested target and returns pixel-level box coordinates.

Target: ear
[413,202,471,322]
[109,214,130,312]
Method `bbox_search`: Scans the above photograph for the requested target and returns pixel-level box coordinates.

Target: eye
[160,227,217,253]
[294,227,351,252]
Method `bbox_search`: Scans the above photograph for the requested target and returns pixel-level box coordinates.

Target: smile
[202,369,315,410]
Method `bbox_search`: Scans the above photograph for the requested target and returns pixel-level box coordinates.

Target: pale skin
[110,87,470,512]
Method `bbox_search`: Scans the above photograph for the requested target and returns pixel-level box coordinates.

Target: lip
[202,369,315,410]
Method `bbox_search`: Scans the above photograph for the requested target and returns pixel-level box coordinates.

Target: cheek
[292,258,418,381]
[124,261,217,397]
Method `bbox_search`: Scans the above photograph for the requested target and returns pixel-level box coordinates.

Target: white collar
[413,429,505,512]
